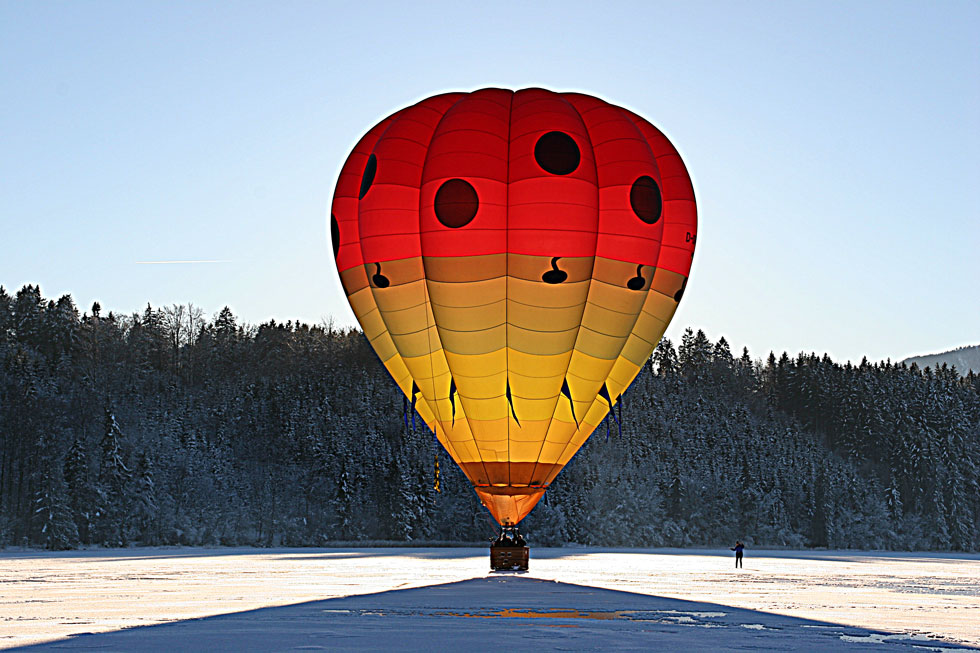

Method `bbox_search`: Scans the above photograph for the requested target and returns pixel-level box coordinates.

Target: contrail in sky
[135,260,233,265]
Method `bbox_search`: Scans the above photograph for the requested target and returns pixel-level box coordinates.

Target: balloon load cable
[432,432,441,493]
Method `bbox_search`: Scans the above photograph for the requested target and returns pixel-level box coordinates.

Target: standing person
[731,541,744,568]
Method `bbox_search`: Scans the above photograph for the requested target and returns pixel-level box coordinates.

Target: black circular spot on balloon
[534,131,580,175]
[673,277,688,302]
[542,257,568,284]
[630,176,662,224]
[359,153,377,199]
[371,263,390,288]
[543,269,567,284]
[330,214,340,257]
[627,265,646,291]
[434,178,479,228]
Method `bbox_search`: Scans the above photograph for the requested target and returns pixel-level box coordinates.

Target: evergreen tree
[32,466,79,550]
[96,408,133,546]
[651,338,678,376]
[63,437,97,543]
[132,452,159,543]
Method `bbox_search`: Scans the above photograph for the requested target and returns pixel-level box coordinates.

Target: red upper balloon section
[332,88,696,276]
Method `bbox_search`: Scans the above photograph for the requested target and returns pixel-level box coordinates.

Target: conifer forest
[1,284,978,551]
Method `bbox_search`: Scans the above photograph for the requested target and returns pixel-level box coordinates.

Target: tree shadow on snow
[12,576,974,652]
[274,547,980,565]
[0,546,485,564]
[4,547,976,569]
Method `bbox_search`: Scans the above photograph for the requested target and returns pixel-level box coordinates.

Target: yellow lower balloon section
[338,255,686,526]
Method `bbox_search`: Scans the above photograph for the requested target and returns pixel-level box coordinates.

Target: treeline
[1,284,978,551]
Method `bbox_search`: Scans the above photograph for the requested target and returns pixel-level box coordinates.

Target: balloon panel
[332,88,697,525]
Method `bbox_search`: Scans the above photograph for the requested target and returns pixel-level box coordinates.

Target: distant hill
[903,344,980,375]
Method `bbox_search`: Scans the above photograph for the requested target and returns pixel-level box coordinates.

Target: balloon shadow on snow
[10,576,974,652]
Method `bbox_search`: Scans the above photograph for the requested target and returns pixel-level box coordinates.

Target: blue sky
[1,1,977,364]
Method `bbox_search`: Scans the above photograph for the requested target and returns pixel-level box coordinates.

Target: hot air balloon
[331,88,696,568]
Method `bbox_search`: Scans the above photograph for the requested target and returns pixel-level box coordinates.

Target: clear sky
[2,1,977,364]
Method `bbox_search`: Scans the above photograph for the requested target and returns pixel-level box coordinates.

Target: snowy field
[1,547,978,651]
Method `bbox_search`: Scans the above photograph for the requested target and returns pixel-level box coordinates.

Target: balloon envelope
[331,88,697,526]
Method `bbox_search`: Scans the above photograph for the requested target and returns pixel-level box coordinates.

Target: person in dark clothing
[730,541,744,568]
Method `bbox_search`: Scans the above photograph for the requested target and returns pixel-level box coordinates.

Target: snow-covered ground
[1,547,977,651]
